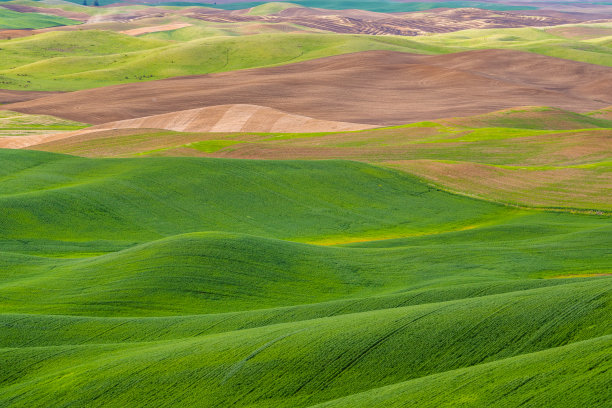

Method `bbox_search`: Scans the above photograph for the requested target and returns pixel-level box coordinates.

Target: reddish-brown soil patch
[8,49,612,125]
[0,29,36,39]
[0,90,63,104]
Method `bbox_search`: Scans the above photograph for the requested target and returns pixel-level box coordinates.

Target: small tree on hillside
[82,0,88,5]
[93,0,99,6]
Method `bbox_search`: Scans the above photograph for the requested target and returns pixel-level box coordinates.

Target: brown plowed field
[0,90,63,104]
[8,49,612,126]
[0,29,36,39]
[183,6,586,36]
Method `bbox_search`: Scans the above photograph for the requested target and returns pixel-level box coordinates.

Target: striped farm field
[29,106,612,212]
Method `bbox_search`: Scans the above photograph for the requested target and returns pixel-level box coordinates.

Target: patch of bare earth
[8,49,612,125]
[120,23,192,36]
[386,160,612,211]
[0,90,63,104]
[88,104,377,133]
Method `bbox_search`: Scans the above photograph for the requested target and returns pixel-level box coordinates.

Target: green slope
[246,2,303,15]
[0,31,443,91]
[0,149,508,244]
[0,279,584,347]
[440,106,612,130]
[4,23,612,91]
[41,106,612,212]
[0,279,609,407]
[414,26,612,67]
[314,335,612,408]
[0,7,80,29]
[2,211,611,315]
[0,149,610,406]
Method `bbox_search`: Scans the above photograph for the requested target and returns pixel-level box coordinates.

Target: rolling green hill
[3,24,612,91]
[37,107,612,212]
[314,335,612,408]
[0,6,80,29]
[0,148,511,245]
[0,282,609,407]
[415,26,612,67]
[0,32,443,90]
[246,2,303,15]
[0,148,610,406]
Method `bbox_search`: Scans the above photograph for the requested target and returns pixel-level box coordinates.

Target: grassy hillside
[0,148,513,244]
[0,6,80,29]
[246,2,303,15]
[0,284,609,407]
[3,23,612,91]
[0,148,609,406]
[440,106,612,130]
[0,32,443,90]
[37,107,612,212]
[415,26,612,67]
[314,335,612,408]
[2,212,611,315]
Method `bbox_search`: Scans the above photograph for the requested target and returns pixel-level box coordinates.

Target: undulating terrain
[0,0,610,407]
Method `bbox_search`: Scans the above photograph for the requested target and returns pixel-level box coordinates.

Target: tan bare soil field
[0,104,375,148]
[0,131,77,149]
[120,23,193,35]
[80,104,377,133]
[8,49,612,125]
